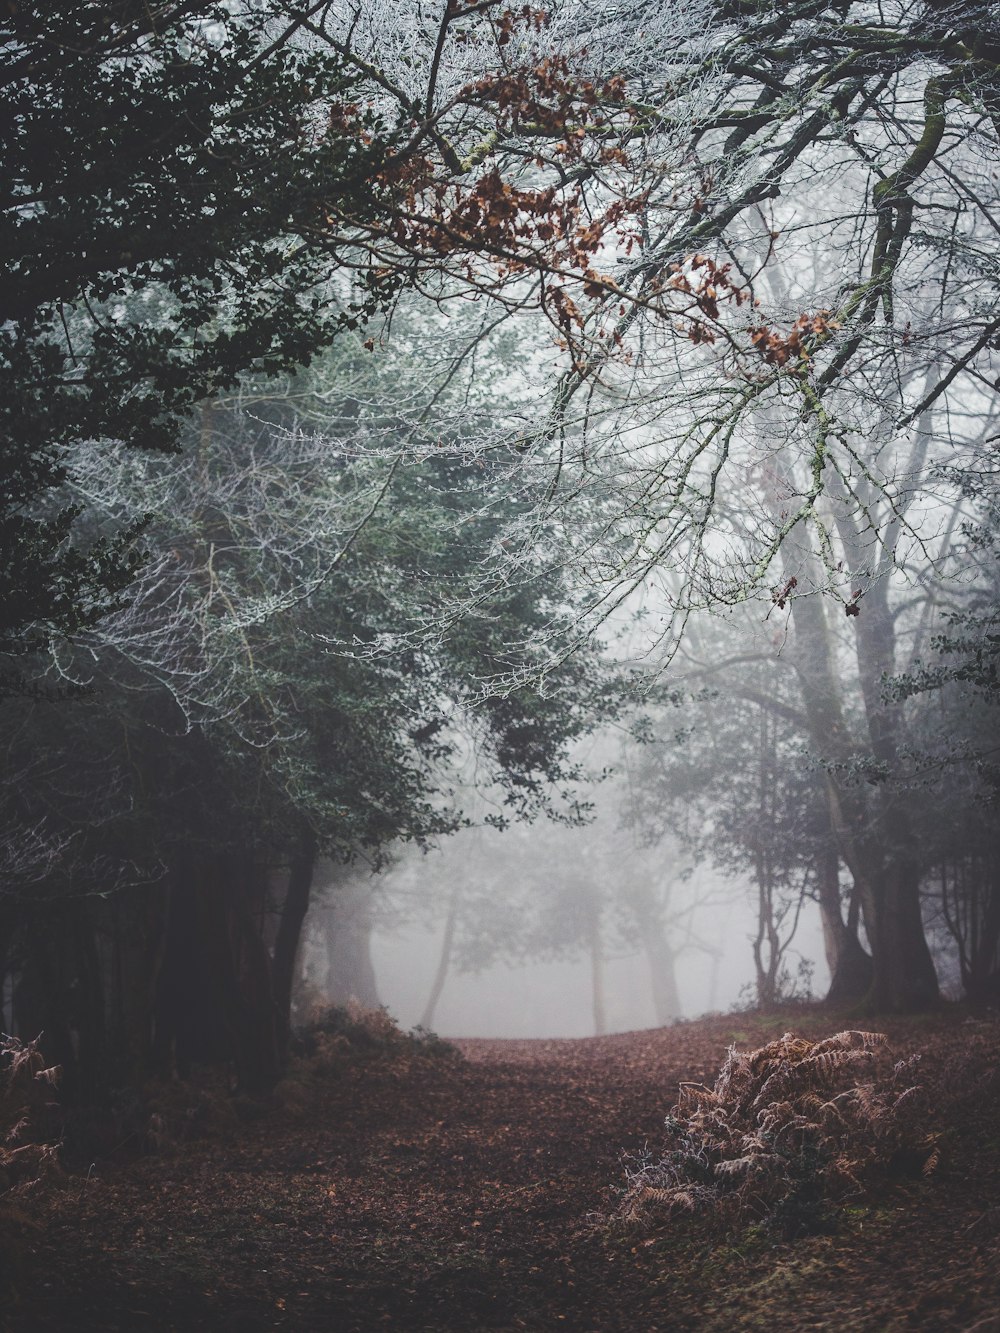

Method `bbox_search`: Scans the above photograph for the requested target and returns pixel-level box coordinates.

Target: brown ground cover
[2,1006,999,1331]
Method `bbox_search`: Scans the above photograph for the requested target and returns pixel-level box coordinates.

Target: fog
[371,902,828,1040]
[300,812,833,1040]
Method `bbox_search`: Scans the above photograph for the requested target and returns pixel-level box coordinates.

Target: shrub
[622,1030,937,1238]
[290,1001,459,1068]
[0,1035,61,1195]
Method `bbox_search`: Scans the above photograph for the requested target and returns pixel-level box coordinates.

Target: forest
[1,1,999,1329]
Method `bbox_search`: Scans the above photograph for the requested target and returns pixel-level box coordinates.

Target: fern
[0,1035,62,1196]
[621,1030,936,1238]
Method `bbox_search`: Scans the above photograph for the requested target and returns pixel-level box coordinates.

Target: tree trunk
[420,886,459,1032]
[783,544,937,1012]
[324,875,381,1010]
[589,902,607,1036]
[816,847,873,1007]
[272,829,316,1063]
[828,474,940,1012]
[193,852,280,1095]
[967,861,1000,1005]
[869,854,939,1011]
[849,574,939,1010]
[642,929,681,1026]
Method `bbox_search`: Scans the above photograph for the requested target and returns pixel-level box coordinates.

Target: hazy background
[372,883,829,1039]
[301,816,833,1039]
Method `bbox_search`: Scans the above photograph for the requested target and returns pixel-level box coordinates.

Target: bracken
[621,1029,938,1237]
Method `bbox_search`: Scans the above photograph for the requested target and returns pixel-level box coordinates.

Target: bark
[624,878,681,1025]
[822,456,940,1011]
[272,829,317,1063]
[967,863,1000,1005]
[849,576,939,1010]
[869,856,938,1011]
[784,542,936,1011]
[816,846,873,1007]
[220,855,281,1094]
[325,907,380,1009]
[752,878,781,1008]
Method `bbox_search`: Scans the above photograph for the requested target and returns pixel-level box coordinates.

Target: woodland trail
[3,1009,999,1332]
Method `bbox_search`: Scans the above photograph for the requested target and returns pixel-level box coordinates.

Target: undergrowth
[622,1029,938,1239]
[117,1005,459,1148]
[290,1001,458,1065]
[0,1034,63,1295]
[269,1002,459,1118]
[0,1035,61,1196]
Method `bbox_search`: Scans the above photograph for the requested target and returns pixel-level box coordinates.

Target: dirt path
[4,1010,999,1331]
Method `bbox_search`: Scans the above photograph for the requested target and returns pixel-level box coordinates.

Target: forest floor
[2,1005,999,1332]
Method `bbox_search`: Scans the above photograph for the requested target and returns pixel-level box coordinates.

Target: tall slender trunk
[781,546,894,1008]
[752,709,783,1008]
[420,885,459,1032]
[588,900,607,1036]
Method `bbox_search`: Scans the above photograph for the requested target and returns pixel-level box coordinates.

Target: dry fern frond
[922,1143,941,1176]
[676,1082,721,1109]
[810,1030,887,1057]
[620,1026,932,1238]
[757,1103,796,1136]
[1,1034,62,1198]
[806,1048,877,1079]
[636,1185,676,1206]
[713,1154,755,1178]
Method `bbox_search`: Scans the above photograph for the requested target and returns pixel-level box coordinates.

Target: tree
[626,648,832,1009]
[404,0,1000,1011]
[0,334,616,1093]
[887,468,1000,1002]
[2,0,638,657]
[375,762,721,1036]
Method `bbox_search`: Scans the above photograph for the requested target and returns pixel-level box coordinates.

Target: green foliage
[0,326,620,1091]
[1,1,398,651]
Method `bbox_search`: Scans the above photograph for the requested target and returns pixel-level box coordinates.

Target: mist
[298,763,833,1040]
